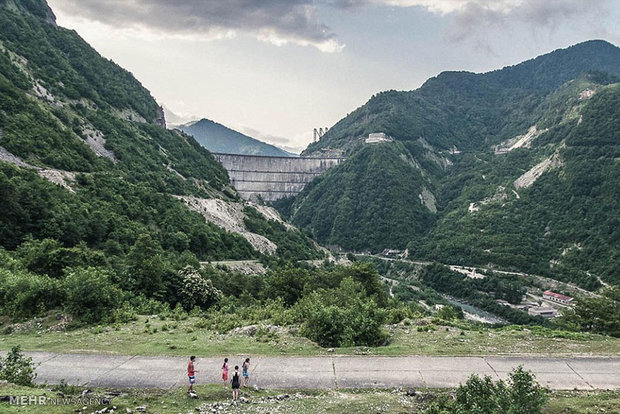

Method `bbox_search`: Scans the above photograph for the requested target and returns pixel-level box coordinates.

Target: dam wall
[214,153,345,201]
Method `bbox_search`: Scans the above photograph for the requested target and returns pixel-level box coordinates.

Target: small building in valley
[528,307,558,318]
[543,291,574,305]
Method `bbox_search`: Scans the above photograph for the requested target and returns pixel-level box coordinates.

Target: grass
[1,315,619,358]
[1,383,618,414]
[545,391,620,414]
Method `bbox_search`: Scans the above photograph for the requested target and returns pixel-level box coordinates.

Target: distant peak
[571,39,617,48]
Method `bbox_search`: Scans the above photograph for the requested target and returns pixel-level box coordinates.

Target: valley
[0,1,618,413]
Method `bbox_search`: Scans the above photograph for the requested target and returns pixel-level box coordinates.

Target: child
[187,356,199,395]
[231,365,240,401]
[222,358,229,388]
[242,358,250,388]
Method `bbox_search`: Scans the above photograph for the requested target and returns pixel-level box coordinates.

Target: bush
[63,267,121,323]
[301,305,352,347]
[0,346,37,386]
[424,366,547,413]
[129,295,169,316]
[0,268,62,319]
[437,305,464,321]
[112,303,138,323]
[298,284,388,348]
[178,266,222,311]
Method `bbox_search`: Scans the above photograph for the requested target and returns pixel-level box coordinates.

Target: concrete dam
[214,153,345,202]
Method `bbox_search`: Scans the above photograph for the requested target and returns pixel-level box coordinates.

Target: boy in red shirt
[187,356,198,395]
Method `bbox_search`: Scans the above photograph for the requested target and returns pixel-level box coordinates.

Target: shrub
[301,305,352,347]
[424,366,547,413]
[130,295,169,316]
[299,289,388,348]
[63,267,121,323]
[0,268,62,319]
[171,303,189,321]
[112,303,138,323]
[0,346,37,386]
[52,379,80,395]
[437,305,464,321]
[178,266,222,311]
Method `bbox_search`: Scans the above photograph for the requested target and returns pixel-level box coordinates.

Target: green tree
[178,265,222,311]
[63,267,121,323]
[562,287,620,337]
[0,268,62,319]
[126,234,167,299]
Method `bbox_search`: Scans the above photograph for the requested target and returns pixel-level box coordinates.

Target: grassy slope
[1,316,618,357]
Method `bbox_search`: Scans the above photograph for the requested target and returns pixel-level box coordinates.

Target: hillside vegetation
[277,142,436,251]
[284,41,620,289]
[0,1,321,324]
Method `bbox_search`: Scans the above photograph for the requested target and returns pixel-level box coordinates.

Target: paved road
[21,352,620,390]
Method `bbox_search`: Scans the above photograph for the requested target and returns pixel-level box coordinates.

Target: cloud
[49,0,344,52]
[329,0,608,42]
[445,0,608,42]
[48,0,609,52]
[362,0,609,42]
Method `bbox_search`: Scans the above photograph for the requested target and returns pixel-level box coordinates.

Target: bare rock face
[493,125,547,154]
[0,144,33,168]
[82,124,118,163]
[0,139,77,192]
[418,186,437,213]
[154,105,166,128]
[514,152,563,189]
[175,196,277,255]
[38,169,76,192]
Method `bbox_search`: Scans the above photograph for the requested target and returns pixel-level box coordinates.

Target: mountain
[280,141,436,251]
[178,118,297,157]
[0,0,322,320]
[304,40,620,155]
[278,41,620,288]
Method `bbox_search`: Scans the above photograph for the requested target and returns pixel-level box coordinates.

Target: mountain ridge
[304,40,620,155]
[178,118,297,157]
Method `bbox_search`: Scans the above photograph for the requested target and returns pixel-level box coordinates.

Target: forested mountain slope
[0,0,322,321]
[304,40,620,155]
[281,42,620,289]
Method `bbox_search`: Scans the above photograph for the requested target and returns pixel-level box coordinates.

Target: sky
[46,0,620,153]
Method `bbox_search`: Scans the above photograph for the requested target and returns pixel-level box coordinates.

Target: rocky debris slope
[175,196,277,254]
[0,143,76,191]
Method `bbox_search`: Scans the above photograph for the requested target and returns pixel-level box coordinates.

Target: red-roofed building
[543,290,574,305]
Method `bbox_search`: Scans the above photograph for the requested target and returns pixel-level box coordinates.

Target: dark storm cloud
[51,0,343,51]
